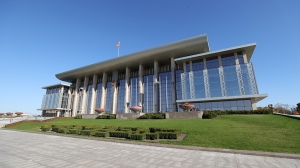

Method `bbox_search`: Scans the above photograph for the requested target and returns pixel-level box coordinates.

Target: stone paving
[0,129,300,168]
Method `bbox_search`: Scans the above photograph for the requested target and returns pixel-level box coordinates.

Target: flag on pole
[116,41,120,48]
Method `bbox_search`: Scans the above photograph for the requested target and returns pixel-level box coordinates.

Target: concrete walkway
[0,130,299,168]
[0,116,54,128]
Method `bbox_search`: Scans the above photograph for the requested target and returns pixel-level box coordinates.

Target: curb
[2,128,300,160]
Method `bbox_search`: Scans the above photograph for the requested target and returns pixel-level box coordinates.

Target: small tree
[297,103,300,112]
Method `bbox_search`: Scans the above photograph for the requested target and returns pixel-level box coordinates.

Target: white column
[203,58,207,69]
[100,73,107,110]
[171,58,177,112]
[138,65,144,107]
[81,76,89,114]
[72,78,81,117]
[66,87,72,117]
[218,55,222,67]
[112,71,118,114]
[89,75,98,114]
[183,62,187,72]
[243,51,248,63]
[189,60,193,72]
[124,68,130,113]
[154,61,159,112]
[234,52,239,65]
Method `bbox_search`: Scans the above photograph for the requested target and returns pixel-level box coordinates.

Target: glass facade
[206,57,219,69]
[221,54,236,67]
[223,66,240,96]
[117,80,126,113]
[175,70,183,112]
[181,62,258,99]
[159,72,172,112]
[105,82,112,113]
[193,71,206,98]
[193,99,252,111]
[130,77,139,109]
[85,84,93,114]
[95,83,102,108]
[143,75,154,113]
[207,68,222,97]
[192,60,204,71]
[237,52,244,64]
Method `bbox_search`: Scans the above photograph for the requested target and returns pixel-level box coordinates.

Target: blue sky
[0,0,299,114]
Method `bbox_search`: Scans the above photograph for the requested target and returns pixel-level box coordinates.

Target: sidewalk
[0,129,299,168]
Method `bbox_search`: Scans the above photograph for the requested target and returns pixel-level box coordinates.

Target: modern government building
[38,34,267,117]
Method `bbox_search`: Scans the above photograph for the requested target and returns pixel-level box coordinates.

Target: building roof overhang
[175,43,256,63]
[56,34,210,83]
[42,83,72,89]
[176,94,268,104]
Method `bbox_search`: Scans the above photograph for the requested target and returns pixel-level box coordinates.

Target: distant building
[38,34,267,117]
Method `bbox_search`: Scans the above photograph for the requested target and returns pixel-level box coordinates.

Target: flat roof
[176,94,268,103]
[175,43,256,63]
[42,83,72,89]
[56,34,209,83]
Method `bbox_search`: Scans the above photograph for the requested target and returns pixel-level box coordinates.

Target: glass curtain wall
[130,77,139,108]
[193,100,252,111]
[193,71,205,98]
[85,84,93,114]
[175,70,183,112]
[95,83,102,109]
[159,72,172,112]
[207,68,222,97]
[105,81,112,113]
[143,75,154,113]
[61,86,69,109]
[117,80,126,113]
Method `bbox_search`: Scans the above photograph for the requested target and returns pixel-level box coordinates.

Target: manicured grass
[5,114,300,154]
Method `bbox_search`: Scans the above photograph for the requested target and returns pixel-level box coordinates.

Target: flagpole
[118,47,120,57]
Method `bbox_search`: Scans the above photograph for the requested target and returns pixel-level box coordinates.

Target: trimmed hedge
[81,130,96,136]
[146,133,158,140]
[109,131,132,138]
[149,127,181,133]
[57,128,68,134]
[41,125,51,132]
[96,114,116,119]
[41,124,181,140]
[69,129,80,134]
[131,134,146,140]
[158,132,180,139]
[139,113,165,119]
[95,132,109,137]
[203,109,273,119]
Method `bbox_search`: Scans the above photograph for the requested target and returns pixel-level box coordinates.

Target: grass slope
[5,114,300,154]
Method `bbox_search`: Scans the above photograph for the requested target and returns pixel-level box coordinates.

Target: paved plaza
[0,129,300,168]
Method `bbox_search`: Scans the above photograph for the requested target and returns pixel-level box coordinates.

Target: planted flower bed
[42,125,182,141]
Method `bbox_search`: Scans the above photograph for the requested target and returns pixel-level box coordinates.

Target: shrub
[149,127,180,133]
[80,130,96,136]
[146,133,158,140]
[202,109,273,119]
[158,132,180,139]
[109,131,132,138]
[139,113,165,119]
[95,132,109,137]
[41,125,51,132]
[69,129,80,134]
[74,115,82,119]
[131,134,146,140]
[96,114,116,119]
[57,128,68,134]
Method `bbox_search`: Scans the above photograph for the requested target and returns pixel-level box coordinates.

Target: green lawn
[5,114,300,154]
